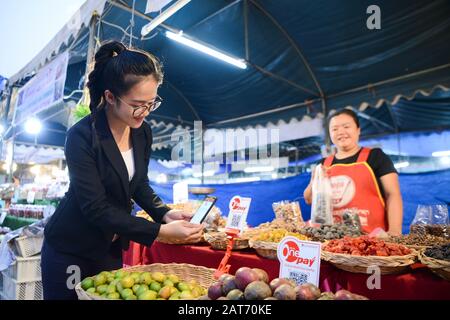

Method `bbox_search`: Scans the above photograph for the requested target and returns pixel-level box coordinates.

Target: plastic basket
[14,236,44,258]
[3,255,41,282]
[0,291,8,300]
[0,273,43,300]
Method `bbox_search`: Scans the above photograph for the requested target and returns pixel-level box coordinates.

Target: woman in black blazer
[41,41,203,300]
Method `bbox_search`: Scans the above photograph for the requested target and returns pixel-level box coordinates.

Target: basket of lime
[75,263,215,300]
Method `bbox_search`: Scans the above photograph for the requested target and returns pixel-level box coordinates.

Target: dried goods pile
[323,236,412,256]
[424,244,450,261]
[388,234,450,247]
[243,218,304,238]
[300,224,361,241]
[410,224,449,239]
[251,229,309,243]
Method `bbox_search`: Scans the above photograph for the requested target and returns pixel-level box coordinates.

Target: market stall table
[123,241,450,300]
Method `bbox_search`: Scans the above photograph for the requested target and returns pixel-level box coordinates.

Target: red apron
[323,147,387,233]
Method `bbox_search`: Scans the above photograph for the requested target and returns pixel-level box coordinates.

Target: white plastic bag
[311,164,333,225]
[410,204,449,238]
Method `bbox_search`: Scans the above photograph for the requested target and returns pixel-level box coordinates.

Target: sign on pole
[225,196,251,233]
[277,236,322,286]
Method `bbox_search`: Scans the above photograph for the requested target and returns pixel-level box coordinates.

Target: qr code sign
[229,213,242,229]
[289,270,308,285]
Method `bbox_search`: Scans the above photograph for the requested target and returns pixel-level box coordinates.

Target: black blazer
[44,108,170,261]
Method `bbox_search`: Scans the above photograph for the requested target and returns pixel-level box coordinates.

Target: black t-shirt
[320,147,397,199]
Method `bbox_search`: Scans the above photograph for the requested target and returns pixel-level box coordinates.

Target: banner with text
[15,51,69,125]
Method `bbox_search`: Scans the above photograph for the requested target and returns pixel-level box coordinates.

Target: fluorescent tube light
[439,157,450,165]
[141,0,191,36]
[394,161,409,169]
[244,166,274,173]
[232,177,261,183]
[432,150,450,157]
[166,31,247,69]
[192,170,216,178]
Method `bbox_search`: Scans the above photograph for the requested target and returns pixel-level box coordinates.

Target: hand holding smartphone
[190,196,217,224]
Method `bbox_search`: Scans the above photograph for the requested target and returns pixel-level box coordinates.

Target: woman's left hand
[162,209,193,223]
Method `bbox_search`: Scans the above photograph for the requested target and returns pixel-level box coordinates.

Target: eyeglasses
[117,95,163,117]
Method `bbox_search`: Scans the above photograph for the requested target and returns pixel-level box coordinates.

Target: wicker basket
[204,232,249,250]
[419,251,450,281]
[321,249,418,274]
[248,240,279,260]
[75,263,216,300]
[203,232,249,250]
[404,244,432,251]
[384,241,432,251]
[156,235,207,246]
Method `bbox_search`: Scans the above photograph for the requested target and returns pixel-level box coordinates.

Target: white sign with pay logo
[277,236,322,286]
[226,196,251,232]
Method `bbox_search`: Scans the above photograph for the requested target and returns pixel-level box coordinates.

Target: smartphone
[190,196,217,224]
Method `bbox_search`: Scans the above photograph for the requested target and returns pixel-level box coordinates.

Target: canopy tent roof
[8,0,450,154]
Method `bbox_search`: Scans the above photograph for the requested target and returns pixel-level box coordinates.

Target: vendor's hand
[159,220,204,242]
[162,209,193,223]
[387,229,402,237]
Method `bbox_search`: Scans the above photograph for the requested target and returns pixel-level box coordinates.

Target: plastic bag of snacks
[272,200,304,228]
[341,208,362,231]
[410,205,449,239]
[311,164,333,225]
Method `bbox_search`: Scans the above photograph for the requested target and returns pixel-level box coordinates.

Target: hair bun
[94,40,127,64]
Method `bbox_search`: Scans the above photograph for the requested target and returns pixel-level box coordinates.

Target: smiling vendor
[303,109,403,235]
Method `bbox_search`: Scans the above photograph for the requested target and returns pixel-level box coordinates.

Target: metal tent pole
[7,98,19,183]
[2,80,12,124]
[84,12,99,88]
[321,97,332,155]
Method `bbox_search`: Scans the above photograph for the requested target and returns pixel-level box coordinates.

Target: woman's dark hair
[327,108,360,129]
[87,40,163,123]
